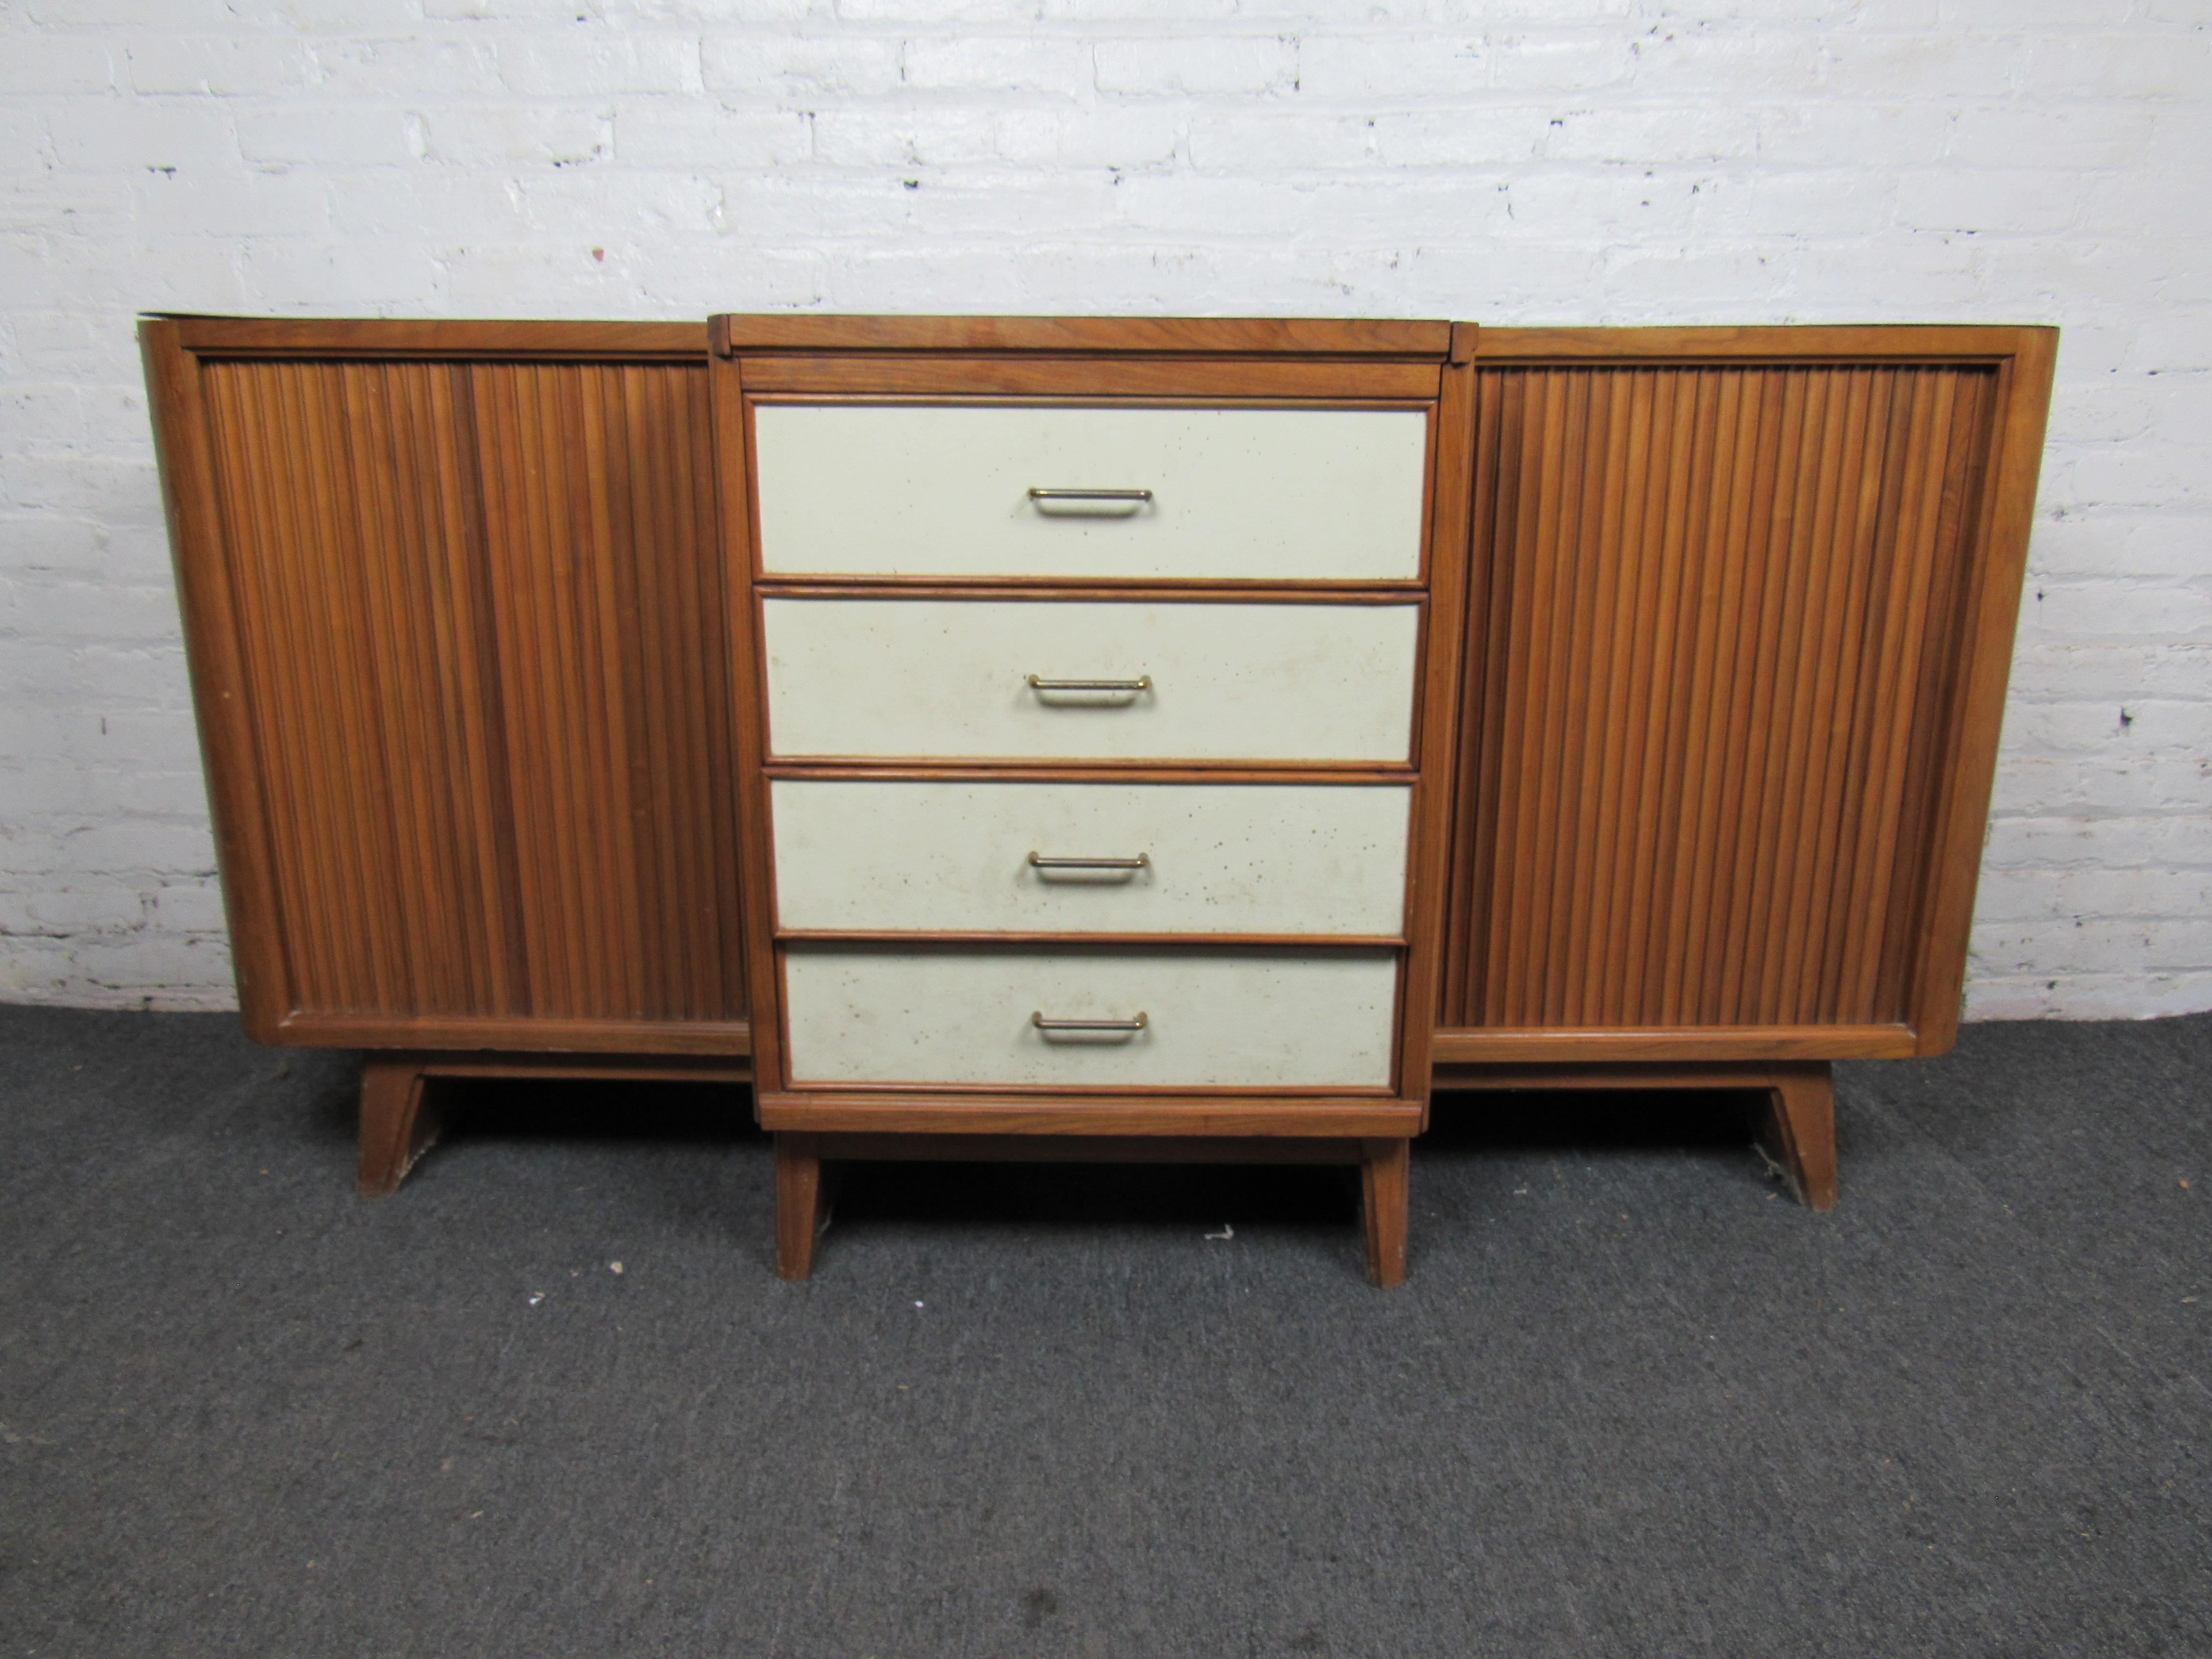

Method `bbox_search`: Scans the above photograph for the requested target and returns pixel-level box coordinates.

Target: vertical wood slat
[1443,360,2002,1033]
[198,355,744,1028]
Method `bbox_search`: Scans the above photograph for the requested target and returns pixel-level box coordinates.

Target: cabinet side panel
[471,360,745,1022]
[1443,360,2001,1034]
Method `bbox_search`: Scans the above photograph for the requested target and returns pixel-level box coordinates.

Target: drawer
[771,779,1411,937]
[780,946,1398,1089]
[752,404,1430,582]
[761,598,1420,763]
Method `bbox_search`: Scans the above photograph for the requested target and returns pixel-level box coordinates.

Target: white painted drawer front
[753,405,1429,581]
[781,947,1398,1088]
[761,598,1419,762]
[771,780,1411,937]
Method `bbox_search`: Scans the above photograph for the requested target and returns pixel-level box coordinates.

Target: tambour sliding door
[142,320,747,1054]
[1438,327,2056,1065]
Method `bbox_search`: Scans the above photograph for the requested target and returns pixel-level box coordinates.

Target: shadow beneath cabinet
[1425,1087,1765,1150]
[422,1075,762,1147]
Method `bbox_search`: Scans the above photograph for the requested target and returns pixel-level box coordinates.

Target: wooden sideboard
[141,315,2056,1283]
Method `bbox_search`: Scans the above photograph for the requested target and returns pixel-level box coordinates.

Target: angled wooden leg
[1359,1137,1411,1288]
[358,1055,439,1199]
[775,1133,826,1281]
[1757,1062,1838,1212]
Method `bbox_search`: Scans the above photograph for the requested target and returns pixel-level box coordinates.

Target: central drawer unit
[713,316,1476,1283]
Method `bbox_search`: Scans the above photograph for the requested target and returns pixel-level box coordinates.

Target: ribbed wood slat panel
[201,357,743,1024]
[1443,362,1998,1031]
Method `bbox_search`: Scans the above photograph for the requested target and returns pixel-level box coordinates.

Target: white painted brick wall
[2,0,2206,1022]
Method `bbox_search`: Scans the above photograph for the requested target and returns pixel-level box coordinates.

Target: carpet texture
[0,1006,2205,1658]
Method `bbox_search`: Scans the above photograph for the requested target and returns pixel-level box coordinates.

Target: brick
[2056,445,2212,511]
[22,887,144,932]
[1965,971,2212,1022]
[234,105,419,168]
[126,37,318,97]
[1542,104,1764,166]
[1818,33,2032,99]
[2019,30,2212,98]
[699,34,905,99]
[2027,513,2212,581]
[60,822,218,877]
[238,240,451,311]
[1984,815,2212,872]
[48,101,239,172]
[1294,36,1483,100]
[2017,577,2212,639]
[153,882,229,934]
[614,105,810,168]
[418,104,615,167]
[1967,918,2212,975]
[82,709,204,768]
[2001,698,2212,757]
[2008,642,2212,702]
[1896,168,2088,235]
[1368,107,1551,168]
[498,33,701,96]
[1944,104,2159,170]
[311,36,504,99]
[0,578,178,642]
[901,36,1089,95]
[0,35,119,94]
[1186,113,1378,172]
[1094,36,1297,96]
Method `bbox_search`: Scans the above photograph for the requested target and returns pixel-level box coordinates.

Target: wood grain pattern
[1442,351,2032,1047]
[186,349,745,1043]
[735,356,1441,401]
[715,314,1452,357]
[165,316,706,358]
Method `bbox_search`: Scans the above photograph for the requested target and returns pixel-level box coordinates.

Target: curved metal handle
[1026,673,1152,694]
[1028,852,1150,872]
[1031,1010,1149,1035]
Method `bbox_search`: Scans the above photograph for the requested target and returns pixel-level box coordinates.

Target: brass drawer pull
[1028,852,1150,873]
[1031,1010,1149,1036]
[1027,486,1152,517]
[1026,673,1151,695]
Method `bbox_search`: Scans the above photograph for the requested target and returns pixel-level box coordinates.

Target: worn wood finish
[359,1058,437,1198]
[1442,329,2056,1062]
[144,324,747,1054]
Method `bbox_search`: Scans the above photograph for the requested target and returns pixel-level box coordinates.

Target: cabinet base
[1432,1059,1838,1211]
[772,1130,1412,1286]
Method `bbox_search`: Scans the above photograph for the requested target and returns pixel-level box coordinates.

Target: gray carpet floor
[0,1006,2205,1658]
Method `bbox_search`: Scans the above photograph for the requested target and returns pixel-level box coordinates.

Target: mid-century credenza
[140,314,2056,1285]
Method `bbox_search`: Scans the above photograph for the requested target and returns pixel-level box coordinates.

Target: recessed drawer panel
[781,946,1398,1089]
[771,779,1411,937]
[753,405,1429,581]
[761,598,1420,763]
